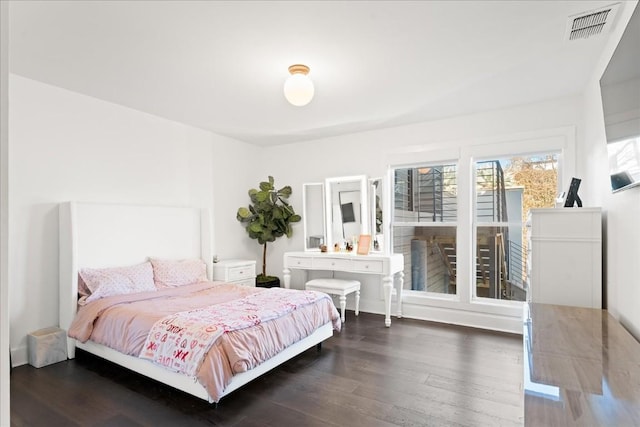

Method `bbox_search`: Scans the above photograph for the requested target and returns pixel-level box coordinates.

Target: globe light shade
[284,64,314,106]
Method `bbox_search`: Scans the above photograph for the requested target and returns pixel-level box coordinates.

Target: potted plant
[236,176,301,287]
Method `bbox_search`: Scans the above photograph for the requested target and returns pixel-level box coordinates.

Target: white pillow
[79,261,156,302]
[150,258,207,288]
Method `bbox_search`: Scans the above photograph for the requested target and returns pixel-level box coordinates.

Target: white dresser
[212,259,256,287]
[283,251,404,327]
[527,208,602,308]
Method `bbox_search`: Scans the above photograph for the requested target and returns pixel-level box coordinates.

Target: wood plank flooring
[10,312,524,426]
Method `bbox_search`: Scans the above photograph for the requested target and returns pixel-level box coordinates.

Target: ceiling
[8,1,635,146]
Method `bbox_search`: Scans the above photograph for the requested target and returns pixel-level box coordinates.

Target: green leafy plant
[236,176,301,283]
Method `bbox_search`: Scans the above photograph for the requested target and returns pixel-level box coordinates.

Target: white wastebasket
[27,327,68,368]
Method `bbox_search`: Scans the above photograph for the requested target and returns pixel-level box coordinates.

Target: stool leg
[355,289,360,316]
[339,295,346,323]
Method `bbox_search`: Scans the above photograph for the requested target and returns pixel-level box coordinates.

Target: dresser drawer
[313,257,351,271]
[287,257,312,268]
[228,265,254,281]
[351,259,383,273]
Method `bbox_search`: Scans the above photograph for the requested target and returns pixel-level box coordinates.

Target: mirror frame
[302,182,326,251]
[324,175,369,251]
[368,177,384,253]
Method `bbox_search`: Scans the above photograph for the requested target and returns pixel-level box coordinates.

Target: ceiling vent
[565,3,620,41]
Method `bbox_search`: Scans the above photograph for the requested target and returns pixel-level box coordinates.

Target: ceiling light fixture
[284,64,314,106]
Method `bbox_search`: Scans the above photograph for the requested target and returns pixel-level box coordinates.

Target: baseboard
[10,345,28,367]
[347,297,523,334]
[400,304,522,334]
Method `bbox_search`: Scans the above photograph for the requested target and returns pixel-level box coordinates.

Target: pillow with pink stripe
[79,261,156,303]
[150,258,207,288]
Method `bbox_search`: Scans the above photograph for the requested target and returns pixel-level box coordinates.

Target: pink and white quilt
[139,288,331,377]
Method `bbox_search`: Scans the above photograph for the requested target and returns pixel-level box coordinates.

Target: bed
[59,202,340,403]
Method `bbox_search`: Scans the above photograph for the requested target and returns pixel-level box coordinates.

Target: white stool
[305,278,360,323]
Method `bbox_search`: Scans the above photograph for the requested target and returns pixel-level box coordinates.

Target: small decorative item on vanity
[357,234,371,255]
[320,244,327,253]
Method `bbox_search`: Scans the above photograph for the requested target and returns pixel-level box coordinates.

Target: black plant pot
[256,276,280,288]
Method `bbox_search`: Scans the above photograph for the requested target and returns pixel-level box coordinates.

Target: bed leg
[316,343,322,352]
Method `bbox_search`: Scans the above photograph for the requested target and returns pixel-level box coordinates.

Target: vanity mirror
[302,182,325,251]
[369,177,384,252]
[325,175,369,250]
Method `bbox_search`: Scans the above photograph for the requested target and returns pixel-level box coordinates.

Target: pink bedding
[68,282,341,402]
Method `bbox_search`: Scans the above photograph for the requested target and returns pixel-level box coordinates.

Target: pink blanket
[139,288,332,377]
[68,282,341,402]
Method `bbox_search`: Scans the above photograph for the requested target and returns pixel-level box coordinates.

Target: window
[387,128,574,330]
[393,163,457,295]
[474,155,558,301]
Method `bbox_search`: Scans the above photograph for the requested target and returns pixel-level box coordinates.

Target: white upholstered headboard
[59,202,212,355]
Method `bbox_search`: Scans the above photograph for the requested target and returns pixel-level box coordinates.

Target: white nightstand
[212,259,256,287]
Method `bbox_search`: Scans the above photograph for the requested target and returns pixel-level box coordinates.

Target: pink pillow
[79,262,156,303]
[150,258,207,288]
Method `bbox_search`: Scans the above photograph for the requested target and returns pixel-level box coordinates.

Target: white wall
[262,95,582,331]
[211,133,263,264]
[8,75,255,365]
[1,1,10,424]
[580,2,640,339]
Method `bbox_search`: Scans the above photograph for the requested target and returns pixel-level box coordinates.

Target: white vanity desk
[283,251,404,327]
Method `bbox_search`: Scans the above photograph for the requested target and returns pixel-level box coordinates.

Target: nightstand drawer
[233,277,255,287]
[228,265,254,281]
[212,259,256,283]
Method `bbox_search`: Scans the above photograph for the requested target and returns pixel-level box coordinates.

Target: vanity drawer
[313,257,352,271]
[287,257,312,268]
[351,259,383,273]
[228,265,254,281]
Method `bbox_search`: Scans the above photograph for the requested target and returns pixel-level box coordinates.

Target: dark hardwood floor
[10,312,523,426]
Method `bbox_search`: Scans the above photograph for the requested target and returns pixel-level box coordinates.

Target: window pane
[474,155,558,301]
[394,169,412,211]
[476,225,527,300]
[394,225,456,294]
[394,164,457,223]
[476,161,508,223]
